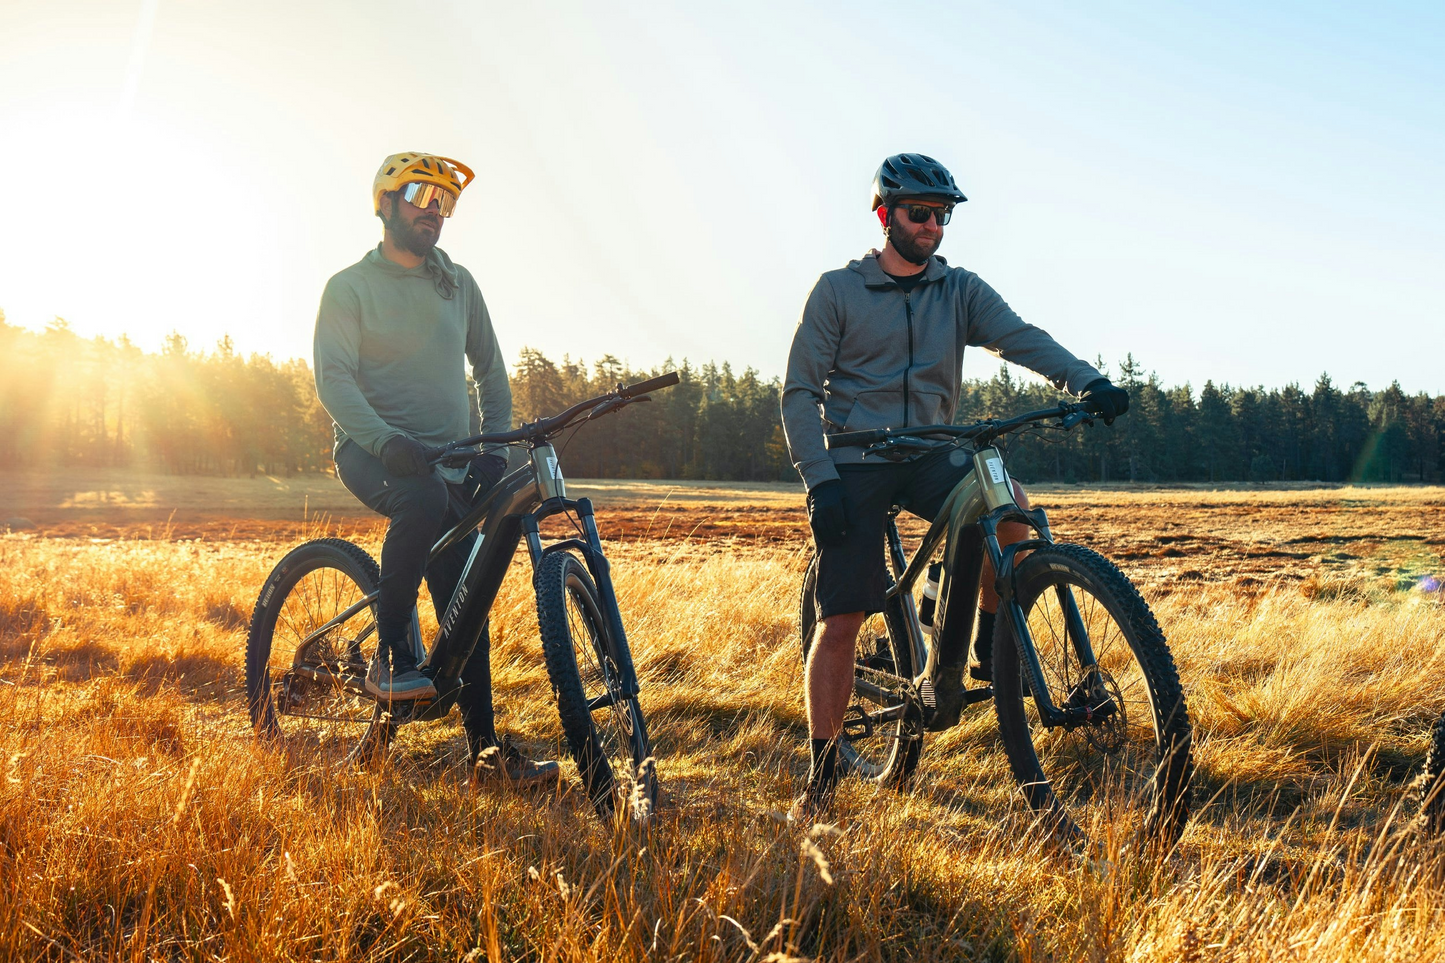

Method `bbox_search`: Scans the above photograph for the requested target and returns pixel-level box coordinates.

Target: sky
[1,0,1442,393]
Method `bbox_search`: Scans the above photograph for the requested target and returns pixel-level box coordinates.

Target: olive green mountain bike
[798,402,1194,846]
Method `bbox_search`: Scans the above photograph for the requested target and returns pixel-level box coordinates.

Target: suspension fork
[982,511,1096,729]
[521,498,641,700]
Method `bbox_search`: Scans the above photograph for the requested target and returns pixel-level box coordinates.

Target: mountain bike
[797,402,1194,846]
[244,372,680,819]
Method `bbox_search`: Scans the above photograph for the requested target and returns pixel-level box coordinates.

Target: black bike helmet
[870,153,968,210]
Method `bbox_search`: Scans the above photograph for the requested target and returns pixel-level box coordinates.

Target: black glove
[469,452,509,493]
[380,435,432,477]
[1080,378,1130,425]
[806,479,848,546]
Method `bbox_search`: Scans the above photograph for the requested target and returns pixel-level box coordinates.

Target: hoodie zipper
[903,291,914,425]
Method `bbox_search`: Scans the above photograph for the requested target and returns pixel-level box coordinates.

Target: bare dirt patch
[5,470,1444,596]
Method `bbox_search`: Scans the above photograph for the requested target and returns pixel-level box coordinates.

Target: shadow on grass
[0,636,240,703]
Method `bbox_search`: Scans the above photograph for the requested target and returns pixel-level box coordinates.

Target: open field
[4,480,1445,960]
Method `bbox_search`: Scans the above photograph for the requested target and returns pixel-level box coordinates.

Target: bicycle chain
[849,662,925,742]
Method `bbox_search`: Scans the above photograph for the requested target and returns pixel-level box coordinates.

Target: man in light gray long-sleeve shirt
[313,151,555,785]
[782,153,1130,818]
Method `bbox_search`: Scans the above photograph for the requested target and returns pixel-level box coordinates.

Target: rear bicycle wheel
[244,538,410,766]
[535,551,657,819]
[993,543,1193,847]
[800,553,922,788]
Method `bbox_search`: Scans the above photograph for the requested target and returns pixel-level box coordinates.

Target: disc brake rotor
[1072,667,1127,754]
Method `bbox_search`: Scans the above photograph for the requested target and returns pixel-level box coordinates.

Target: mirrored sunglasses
[400,182,459,217]
[903,203,952,226]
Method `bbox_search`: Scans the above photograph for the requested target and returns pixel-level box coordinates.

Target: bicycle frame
[880,445,1103,731]
[291,442,639,725]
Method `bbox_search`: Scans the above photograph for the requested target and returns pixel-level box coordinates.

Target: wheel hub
[1068,667,1126,753]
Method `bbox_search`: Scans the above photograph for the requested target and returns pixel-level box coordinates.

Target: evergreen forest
[1,317,1438,485]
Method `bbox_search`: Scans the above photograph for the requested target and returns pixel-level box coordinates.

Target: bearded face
[381,193,443,257]
[884,200,948,265]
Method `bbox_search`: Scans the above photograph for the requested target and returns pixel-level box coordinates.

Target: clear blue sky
[2,0,1441,393]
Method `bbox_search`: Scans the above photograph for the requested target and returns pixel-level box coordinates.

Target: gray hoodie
[781,251,1103,490]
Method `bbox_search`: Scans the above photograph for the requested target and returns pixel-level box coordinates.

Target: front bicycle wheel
[535,550,657,819]
[244,538,403,765]
[800,553,923,789]
[993,543,1193,847]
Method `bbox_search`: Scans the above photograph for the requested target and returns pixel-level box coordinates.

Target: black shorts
[813,447,977,620]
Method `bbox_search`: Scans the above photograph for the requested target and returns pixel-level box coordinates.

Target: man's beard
[384,209,441,257]
[888,225,939,265]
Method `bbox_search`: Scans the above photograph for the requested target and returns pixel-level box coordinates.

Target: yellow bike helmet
[372,152,475,216]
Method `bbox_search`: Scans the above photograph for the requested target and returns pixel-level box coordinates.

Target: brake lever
[588,399,621,418]
[442,450,479,469]
[588,395,650,420]
[863,436,936,462]
[428,445,479,468]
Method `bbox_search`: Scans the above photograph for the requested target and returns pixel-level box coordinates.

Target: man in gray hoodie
[313,152,556,786]
[781,153,1129,816]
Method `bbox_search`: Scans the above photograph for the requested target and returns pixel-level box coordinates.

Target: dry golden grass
[3,486,1445,961]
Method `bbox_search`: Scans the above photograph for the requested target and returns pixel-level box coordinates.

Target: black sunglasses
[901,203,953,226]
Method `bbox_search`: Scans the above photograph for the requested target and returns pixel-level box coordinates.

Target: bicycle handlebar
[619,371,680,399]
[425,370,681,463]
[824,402,1093,451]
[825,425,976,450]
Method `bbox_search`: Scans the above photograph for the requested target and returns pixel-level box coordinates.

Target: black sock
[973,610,996,661]
[809,737,839,792]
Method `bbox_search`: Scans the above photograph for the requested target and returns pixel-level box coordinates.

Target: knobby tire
[799,552,923,789]
[993,543,1193,848]
[534,550,657,820]
[244,538,397,765]
[1423,710,1445,833]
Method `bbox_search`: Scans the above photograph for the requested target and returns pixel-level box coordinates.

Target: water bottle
[918,562,943,635]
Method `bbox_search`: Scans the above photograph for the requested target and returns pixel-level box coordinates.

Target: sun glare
[1,96,285,358]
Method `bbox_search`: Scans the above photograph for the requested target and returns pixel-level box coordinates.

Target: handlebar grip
[825,429,890,450]
[620,371,680,399]
[425,445,478,468]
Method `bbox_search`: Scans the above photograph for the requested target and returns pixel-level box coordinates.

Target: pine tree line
[0,315,1439,484]
[961,354,1442,484]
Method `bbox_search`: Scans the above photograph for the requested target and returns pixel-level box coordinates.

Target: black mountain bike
[798,403,1194,846]
[244,373,680,819]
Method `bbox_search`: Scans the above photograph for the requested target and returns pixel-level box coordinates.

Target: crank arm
[285,663,368,696]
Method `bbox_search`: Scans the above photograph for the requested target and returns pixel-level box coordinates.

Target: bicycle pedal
[962,685,995,706]
[841,706,875,740]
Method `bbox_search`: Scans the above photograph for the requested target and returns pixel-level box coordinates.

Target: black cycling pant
[335,439,496,746]
[812,446,977,621]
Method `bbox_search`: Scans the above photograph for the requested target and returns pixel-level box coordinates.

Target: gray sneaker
[364,654,437,701]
